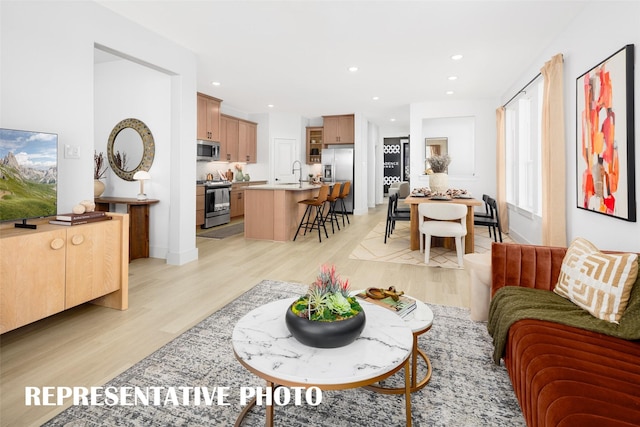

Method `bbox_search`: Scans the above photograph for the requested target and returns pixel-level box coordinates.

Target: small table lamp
[133,170,151,200]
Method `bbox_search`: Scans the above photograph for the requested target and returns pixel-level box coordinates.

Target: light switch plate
[64,144,80,159]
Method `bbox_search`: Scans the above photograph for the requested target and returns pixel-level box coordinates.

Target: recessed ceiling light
[348,66,358,72]
[372,96,379,101]
[446,91,454,95]
[211,81,221,86]
[267,104,274,108]
[390,118,396,122]
[448,76,458,81]
[451,54,463,60]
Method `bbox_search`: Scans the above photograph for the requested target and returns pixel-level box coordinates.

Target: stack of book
[356,291,417,318]
[49,211,111,226]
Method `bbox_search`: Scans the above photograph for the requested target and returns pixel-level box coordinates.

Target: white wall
[500,1,640,252]
[1,1,198,264]
[409,98,499,201]
[94,58,172,258]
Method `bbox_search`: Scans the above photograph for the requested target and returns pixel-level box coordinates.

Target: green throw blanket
[487,283,640,365]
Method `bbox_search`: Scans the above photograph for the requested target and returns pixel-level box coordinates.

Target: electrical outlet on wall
[64,144,80,159]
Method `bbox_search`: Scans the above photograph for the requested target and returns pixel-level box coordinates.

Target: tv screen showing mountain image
[0,128,58,228]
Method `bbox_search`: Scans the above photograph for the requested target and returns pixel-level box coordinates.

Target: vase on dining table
[429,173,448,194]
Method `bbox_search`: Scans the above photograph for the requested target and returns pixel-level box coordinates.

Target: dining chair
[474,196,503,242]
[474,194,492,219]
[418,202,467,267]
[384,193,411,243]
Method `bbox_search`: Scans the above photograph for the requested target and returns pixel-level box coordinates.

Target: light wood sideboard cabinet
[0,213,129,334]
[323,114,354,144]
[197,93,222,141]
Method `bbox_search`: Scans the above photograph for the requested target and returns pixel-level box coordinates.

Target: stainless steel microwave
[197,140,220,161]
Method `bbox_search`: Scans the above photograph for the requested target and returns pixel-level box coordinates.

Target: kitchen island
[244,183,323,241]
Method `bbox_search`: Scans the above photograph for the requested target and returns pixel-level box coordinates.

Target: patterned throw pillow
[554,237,638,323]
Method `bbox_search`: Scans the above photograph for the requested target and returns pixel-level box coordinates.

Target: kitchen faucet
[292,160,302,188]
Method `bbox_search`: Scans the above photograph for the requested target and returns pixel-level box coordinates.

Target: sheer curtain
[495,107,509,232]
[540,54,566,247]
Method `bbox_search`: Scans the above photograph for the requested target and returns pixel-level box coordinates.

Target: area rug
[349,221,512,269]
[45,280,524,427]
[198,222,244,239]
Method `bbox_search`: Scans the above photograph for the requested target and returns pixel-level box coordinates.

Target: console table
[95,197,159,261]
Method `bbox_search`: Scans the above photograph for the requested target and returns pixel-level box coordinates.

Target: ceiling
[96,0,591,129]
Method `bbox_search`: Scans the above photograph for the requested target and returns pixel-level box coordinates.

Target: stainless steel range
[198,180,232,228]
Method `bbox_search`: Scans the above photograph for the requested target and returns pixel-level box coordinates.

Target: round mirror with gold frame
[107,118,155,181]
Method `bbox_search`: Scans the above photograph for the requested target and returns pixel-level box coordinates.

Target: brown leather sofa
[490,242,640,427]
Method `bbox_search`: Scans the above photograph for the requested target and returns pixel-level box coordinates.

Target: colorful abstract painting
[576,44,636,222]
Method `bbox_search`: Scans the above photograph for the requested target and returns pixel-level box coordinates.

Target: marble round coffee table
[232,297,414,426]
[354,291,434,394]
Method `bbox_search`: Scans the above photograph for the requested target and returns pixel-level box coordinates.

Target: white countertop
[244,183,323,191]
[232,298,413,386]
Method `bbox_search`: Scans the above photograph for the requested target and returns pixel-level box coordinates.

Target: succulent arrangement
[426,154,451,174]
[290,265,363,322]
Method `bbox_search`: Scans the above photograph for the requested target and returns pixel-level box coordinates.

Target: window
[505,78,543,216]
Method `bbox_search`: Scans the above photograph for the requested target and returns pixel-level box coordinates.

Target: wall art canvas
[576,44,636,222]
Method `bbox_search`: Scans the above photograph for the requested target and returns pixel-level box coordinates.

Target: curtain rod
[502,72,542,108]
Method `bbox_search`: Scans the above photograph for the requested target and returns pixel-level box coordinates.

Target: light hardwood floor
[0,203,471,426]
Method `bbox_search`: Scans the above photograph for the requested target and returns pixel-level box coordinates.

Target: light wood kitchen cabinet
[306,126,323,164]
[238,120,257,163]
[197,93,222,141]
[229,181,266,219]
[230,187,245,218]
[196,185,205,226]
[221,114,239,162]
[221,114,257,163]
[0,214,129,334]
[323,114,354,144]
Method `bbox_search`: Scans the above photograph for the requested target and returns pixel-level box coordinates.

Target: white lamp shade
[133,170,151,180]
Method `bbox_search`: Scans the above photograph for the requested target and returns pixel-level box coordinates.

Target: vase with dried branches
[94,151,107,197]
[426,154,451,194]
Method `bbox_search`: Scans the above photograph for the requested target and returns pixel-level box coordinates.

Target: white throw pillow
[554,237,638,323]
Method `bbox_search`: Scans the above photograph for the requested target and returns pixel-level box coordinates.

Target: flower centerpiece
[426,153,451,194]
[285,265,366,348]
[426,153,451,174]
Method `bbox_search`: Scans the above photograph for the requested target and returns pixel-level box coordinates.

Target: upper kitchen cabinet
[220,114,239,162]
[221,114,257,163]
[197,93,222,141]
[323,114,354,144]
[238,120,257,163]
[306,127,323,164]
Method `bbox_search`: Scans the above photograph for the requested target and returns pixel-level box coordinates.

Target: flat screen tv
[0,128,58,228]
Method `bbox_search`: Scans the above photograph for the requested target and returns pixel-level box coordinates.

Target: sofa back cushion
[491,242,568,296]
[554,237,638,323]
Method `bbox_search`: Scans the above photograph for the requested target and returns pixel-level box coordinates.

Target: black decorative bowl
[285,305,366,348]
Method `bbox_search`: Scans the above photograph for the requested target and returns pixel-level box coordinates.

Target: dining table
[403,195,483,253]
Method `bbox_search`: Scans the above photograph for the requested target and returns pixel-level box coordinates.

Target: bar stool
[336,181,351,226]
[293,185,330,242]
[324,182,342,233]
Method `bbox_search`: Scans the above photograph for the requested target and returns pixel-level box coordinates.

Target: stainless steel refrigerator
[321,147,354,213]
